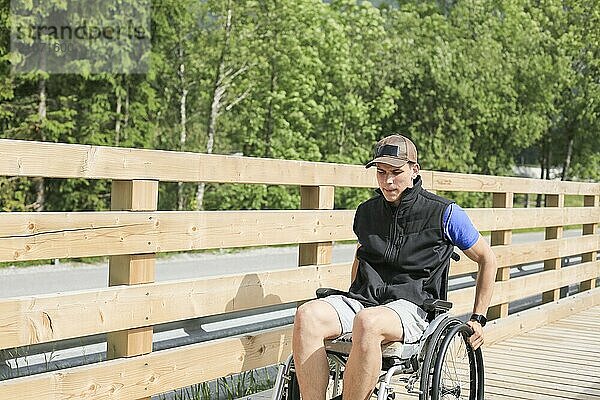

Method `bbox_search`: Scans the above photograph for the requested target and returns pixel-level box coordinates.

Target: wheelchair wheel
[430,324,484,400]
[283,369,301,400]
[282,354,345,400]
[419,317,462,400]
[326,353,345,398]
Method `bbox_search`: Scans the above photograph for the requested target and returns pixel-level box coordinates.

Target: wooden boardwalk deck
[385,303,600,400]
[483,305,600,400]
[251,302,600,400]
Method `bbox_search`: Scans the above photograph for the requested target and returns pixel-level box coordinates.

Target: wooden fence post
[488,192,513,320]
[299,186,335,267]
[542,193,564,303]
[107,180,158,400]
[580,195,599,291]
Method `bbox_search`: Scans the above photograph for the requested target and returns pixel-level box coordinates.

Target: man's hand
[466,320,484,350]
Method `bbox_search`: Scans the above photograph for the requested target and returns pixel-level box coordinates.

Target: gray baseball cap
[365,134,418,169]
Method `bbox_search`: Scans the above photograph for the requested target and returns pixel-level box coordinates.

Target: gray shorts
[320,295,429,344]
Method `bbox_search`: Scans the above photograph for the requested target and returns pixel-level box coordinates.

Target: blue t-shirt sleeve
[442,204,479,250]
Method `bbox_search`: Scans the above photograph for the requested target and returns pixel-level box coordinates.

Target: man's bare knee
[352,310,383,345]
[293,300,340,341]
[294,301,327,335]
[352,307,403,347]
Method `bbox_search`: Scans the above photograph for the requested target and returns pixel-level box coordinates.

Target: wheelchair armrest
[316,288,348,299]
[422,299,453,312]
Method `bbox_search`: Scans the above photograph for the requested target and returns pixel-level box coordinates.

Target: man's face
[376,162,419,206]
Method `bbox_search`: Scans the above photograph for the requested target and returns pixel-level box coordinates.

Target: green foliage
[335,187,375,210]
[0,0,598,214]
[0,177,34,211]
[203,184,300,210]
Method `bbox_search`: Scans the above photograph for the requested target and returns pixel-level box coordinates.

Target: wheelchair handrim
[431,323,484,400]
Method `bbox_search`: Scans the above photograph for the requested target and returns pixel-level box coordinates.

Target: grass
[155,367,275,400]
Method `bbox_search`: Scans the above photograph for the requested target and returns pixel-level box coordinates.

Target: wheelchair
[271,288,484,400]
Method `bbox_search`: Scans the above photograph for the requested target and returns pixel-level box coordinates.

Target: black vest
[348,176,455,308]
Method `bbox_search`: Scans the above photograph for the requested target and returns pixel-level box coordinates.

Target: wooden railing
[0,139,599,400]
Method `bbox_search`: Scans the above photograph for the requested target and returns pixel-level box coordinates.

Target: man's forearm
[463,237,497,316]
[472,257,497,315]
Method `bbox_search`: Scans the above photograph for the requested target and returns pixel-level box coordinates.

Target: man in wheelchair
[288,135,497,400]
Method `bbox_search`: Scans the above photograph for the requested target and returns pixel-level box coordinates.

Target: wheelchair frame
[271,299,484,400]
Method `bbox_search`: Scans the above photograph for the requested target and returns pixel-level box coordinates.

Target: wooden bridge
[485,302,600,400]
[0,139,598,400]
[387,292,600,400]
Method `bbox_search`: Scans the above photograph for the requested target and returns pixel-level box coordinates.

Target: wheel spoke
[437,329,475,399]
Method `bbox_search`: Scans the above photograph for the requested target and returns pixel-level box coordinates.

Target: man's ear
[412,163,420,178]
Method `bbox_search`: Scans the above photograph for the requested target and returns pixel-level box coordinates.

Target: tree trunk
[124,84,130,130]
[38,77,46,121]
[34,75,47,212]
[338,111,347,156]
[263,57,277,158]
[177,44,188,211]
[536,137,547,208]
[542,137,552,207]
[197,6,233,211]
[561,134,574,181]
[115,81,122,146]
[545,140,551,180]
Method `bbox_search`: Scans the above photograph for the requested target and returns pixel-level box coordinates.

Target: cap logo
[376,144,407,159]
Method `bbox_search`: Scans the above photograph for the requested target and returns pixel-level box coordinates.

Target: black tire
[430,324,484,400]
[419,317,463,400]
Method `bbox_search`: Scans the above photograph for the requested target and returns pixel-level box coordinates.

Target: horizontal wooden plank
[491,261,600,305]
[2,140,598,195]
[1,255,595,350]
[0,263,350,350]
[0,139,377,187]
[3,315,599,400]
[1,208,598,263]
[432,170,600,195]
[491,235,600,268]
[484,287,600,345]
[1,297,596,400]
[450,235,600,275]
[1,243,591,350]
[0,210,356,262]
[448,261,600,315]
[466,207,600,231]
[0,325,293,400]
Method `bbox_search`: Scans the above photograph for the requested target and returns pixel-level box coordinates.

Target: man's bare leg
[293,300,342,400]
[342,307,404,400]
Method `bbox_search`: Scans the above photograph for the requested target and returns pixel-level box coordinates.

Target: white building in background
[512,165,562,180]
